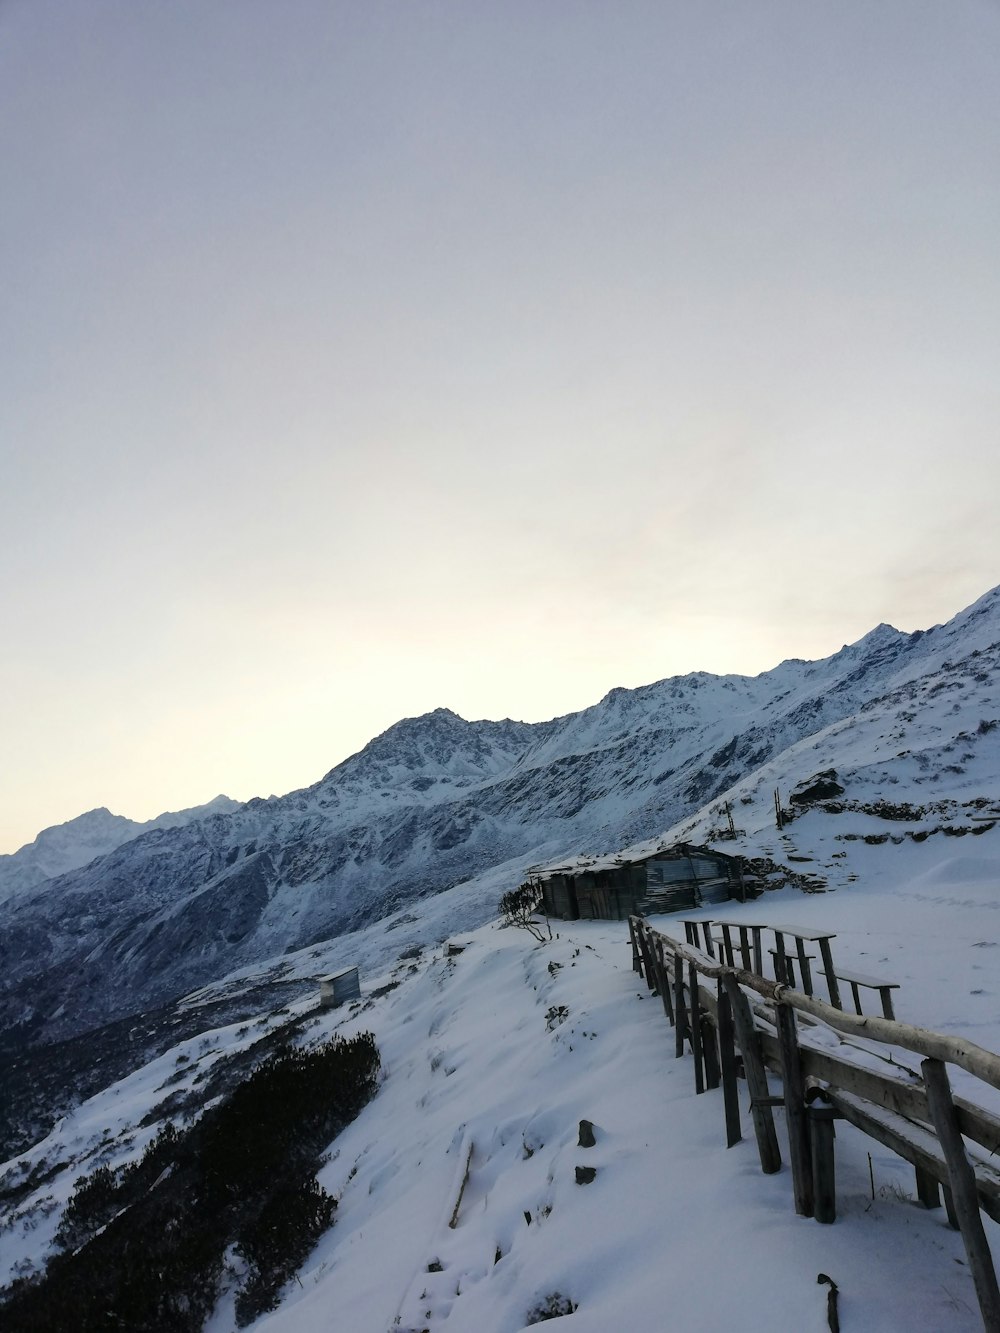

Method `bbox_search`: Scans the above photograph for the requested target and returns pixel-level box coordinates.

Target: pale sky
[2,1,999,854]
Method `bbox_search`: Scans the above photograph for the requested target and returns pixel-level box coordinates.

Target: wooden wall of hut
[538,844,745,922]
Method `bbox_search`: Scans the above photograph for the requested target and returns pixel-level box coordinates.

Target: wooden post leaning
[922,1057,1000,1331]
[717,978,742,1146]
[701,1008,721,1091]
[722,973,781,1174]
[652,936,675,1027]
[673,945,688,1060]
[915,1165,941,1210]
[793,937,814,997]
[817,936,842,1010]
[689,961,705,1094]
[776,1002,814,1217]
[628,916,642,974]
[637,928,658,996]
[810,1105,837,1224]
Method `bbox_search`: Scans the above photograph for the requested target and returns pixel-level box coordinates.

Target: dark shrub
[1,1032,379,1332]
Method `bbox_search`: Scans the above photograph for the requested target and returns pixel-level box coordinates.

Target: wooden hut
[533,842,749,922]
[319,967,361,1009]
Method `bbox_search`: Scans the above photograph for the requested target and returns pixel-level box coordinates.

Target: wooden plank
[710,920,760,971]
[722,975,781,1174]
[915,1165,941,1210]
[701,1010,721,1091]
[641,926,1000,1096]
[653,937,675,1026]
[774,931,789,985]
[922,1057,1000,1331]
[776,1003,814,1217]
[718,923,736,968]
[768,924,837,942]
[702,921,717,959]
[794,936,815,997]
[674,946,688,1059]
[627,916,641,974]
[837,970,899,1021]
[697,978,720,1026]
[770,948,815,989]
[637,927,658,995]
[824,1089,1000,1225]
[718,979,742,1149]
[810,1106,837,1224]
[818,937,843,1011]
[834,967,901,989]
[689,961,705,1094]
[755,1028,1000,1161]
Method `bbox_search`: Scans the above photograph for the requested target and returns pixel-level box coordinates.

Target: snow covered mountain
[3,586,1000,1329]
[0,796,242,904]
[5,820,1000,1331]
[3,586,999,1062]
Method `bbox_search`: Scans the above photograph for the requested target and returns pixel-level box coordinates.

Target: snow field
[4,801,1000,1330]
[254,871,997,1331]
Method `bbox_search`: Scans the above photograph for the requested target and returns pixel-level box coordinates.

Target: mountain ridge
[0,795,242,904]
[2,586,998,1056]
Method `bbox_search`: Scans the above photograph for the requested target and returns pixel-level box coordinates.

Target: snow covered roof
[529,838,738,879]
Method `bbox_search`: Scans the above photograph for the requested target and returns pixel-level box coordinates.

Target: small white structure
[319,967,361,1010]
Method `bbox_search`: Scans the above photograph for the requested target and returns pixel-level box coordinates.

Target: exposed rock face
[790,771,846,806]
[3,586,1000,1049]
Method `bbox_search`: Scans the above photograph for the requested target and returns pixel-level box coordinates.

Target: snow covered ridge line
[3,578,1000,1132]
[0,795,242,903]
[633,916,1000,1330]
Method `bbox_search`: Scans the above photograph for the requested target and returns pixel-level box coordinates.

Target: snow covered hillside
[4,815,1000,1332]
[4,584,999,1065]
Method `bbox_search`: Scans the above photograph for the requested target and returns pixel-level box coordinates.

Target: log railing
[628,915,1000,1331]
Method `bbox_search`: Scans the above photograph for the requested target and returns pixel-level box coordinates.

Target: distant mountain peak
[0,795,241,903]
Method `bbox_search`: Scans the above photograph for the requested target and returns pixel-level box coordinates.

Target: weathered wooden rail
[628,915,1000,1331]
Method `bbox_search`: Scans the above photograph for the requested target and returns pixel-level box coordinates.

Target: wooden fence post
[689,962,705,1094]
[922,1057,1000,1330]
[722,974,781,1174]
[674,949,688,1059]
[628,917,641,974]
[817,937,843,1011]
[776,1002,814,1217]
[915,1166,941,1210]
[810,1106,837,1224]
[638,928,658,995]
[701,1010,721,1090]
[717,980,742,1148]
[653,938,675,1027]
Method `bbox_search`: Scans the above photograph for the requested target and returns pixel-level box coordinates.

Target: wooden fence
[628,915,1000,1332]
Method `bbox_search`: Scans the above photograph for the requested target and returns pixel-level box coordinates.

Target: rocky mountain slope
[0,796,241,904]
[3,585,999,1062]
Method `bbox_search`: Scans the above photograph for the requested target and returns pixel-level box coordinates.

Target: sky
[2,1,999,854]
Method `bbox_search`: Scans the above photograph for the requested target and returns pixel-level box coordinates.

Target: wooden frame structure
[628,915,1000,1330]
